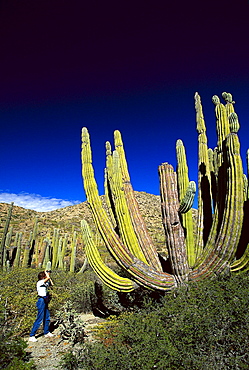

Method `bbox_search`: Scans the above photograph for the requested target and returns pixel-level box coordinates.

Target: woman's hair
[38,271,46,280]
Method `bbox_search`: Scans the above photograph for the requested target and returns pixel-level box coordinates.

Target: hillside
[0,191,172,263]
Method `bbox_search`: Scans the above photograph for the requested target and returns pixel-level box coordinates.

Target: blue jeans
[30,297,50,336]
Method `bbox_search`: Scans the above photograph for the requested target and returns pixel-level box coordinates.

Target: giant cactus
[81,92,246,291]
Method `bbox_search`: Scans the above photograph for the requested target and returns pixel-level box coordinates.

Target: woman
[29,270,54,342]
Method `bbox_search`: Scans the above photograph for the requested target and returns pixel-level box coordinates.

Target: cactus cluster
[81,92,247,291]
[0,211,80,272]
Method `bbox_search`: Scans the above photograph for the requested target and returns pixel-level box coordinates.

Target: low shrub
[0,314,36,369]
[0,268,97,336]
[60,272,249,370]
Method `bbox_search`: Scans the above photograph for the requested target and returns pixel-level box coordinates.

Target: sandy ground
[25,313,105,370]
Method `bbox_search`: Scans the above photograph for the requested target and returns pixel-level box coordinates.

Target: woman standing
[29,270,54,342]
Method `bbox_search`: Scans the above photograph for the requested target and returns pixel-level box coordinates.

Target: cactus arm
[212,95,231,165]
[191,131,244,280]
[231,244,249,271]
[69,231,77,273]
[42,239,51,269]
[13,232,22,268]
[57,237,64,269]
[109,149,148,263]
[230,145,249,272]
[81,220,137,292]
[159,163,189,283]
[208,148,217,209]
[176,139,196,267]
[178,181,196,214]
[81,127,176,290]
[222,92,235,117]
[194,93,213,256]
[38,238,49,267]
[52,228,60,269]
[113,130,163,271]
[104,142,118,228]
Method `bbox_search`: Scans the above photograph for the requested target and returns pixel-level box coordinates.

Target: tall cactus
[69,231,77,273]
[13,232,23,268]
[0,202,14,269]
[176,139,195,267]
[81,92,247,291]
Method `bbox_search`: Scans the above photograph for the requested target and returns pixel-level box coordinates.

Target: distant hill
[0,191,172,260]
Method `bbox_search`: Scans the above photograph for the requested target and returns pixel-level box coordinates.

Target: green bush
[0,315,35,369]
[0,268,97,336]
[60,273,249,370]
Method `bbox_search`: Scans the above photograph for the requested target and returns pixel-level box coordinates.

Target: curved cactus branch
[113,130,163,271]
[81,127,176,290]
[81,220,137,292]
[191,131,244,280]
[178,181,196,214]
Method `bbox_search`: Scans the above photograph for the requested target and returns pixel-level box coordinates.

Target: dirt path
[25,313,105,370]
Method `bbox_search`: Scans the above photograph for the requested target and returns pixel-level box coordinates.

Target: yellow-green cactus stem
[176,139,196,267]
[113,130,162,271]
[208,148,217,209]
[81,127,176,290]
[242,174,248,202]
[212,94,230,166]
[104,141,117,228]
[42,238,51,269]
[13,232,22,268]
[229,112,240,133]
[69,231,77,273]
[52,228,60,269]
[191,130,244,280]
[57,237,64,269]
[81,220,137,292]
[108,149,148,263]
[194,92,212,256]
[178,181,196,214]
[222,92,235,118]
[22,232,32,268]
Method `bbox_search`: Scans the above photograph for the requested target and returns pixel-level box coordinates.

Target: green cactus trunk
[159,162,189,283]
[69,231,77,273]
[176,139,195,267]
[13,232,23,268]
[0,202,14,269]
[194,93,213,257]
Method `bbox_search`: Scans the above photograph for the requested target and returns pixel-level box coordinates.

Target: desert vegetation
[60,272,249,370]
[1,91,249,369]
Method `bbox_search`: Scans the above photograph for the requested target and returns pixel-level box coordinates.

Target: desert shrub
[54,300,86,345]
[0,313,35,369]
[0,268,96,336]
[0,268,39,335]
[60,272,249,370]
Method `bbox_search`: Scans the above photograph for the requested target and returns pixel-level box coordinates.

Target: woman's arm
[45,271,54,286]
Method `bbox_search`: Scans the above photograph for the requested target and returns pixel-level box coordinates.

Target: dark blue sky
[0,0,249,210]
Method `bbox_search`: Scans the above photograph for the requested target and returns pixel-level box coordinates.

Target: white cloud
[0,191,82,212]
